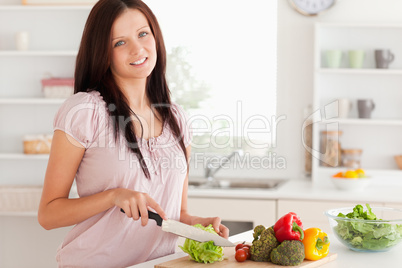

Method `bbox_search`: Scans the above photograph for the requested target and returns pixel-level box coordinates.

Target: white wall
[275,0,402,180]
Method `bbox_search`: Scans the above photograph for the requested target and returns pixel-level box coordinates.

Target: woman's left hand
[190,216,229,239]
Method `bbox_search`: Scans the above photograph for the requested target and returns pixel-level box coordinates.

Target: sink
[188,177,287,190]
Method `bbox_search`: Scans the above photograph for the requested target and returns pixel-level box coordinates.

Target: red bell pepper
[274,212,304,242]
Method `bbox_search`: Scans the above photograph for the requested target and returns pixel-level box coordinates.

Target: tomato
[235,249,247,262]
[235,243,244,251]
[241,246,251,260]
[242,244,250,250]
[235,242,250,252]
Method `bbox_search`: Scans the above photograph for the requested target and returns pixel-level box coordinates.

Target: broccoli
[250,225,279,262]
[252,225,266,242]
[270,240,305,266]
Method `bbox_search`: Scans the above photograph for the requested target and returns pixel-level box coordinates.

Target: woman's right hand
[113,188,167,226]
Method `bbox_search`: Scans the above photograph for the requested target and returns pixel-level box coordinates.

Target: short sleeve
[53,91,107,149]
[171,103,192,148]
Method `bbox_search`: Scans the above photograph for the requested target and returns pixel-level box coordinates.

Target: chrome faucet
[204,149,244,184]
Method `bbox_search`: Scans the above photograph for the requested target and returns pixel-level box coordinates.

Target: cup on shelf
[375,49,395,69]
[15,31,29,51]
[357,99,375,119]
[348,50,365,68]
[324,50,343,68]
[338,98,352,118]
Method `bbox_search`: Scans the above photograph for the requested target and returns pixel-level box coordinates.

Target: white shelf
[0,50,77,56]
[0,211,37,217]
[312,23,402,182]
[0,5,92,11]
[0,98,66,104]
[317,68,402,75]
[0,154,49,160]
[316,22,402,29]
[320,118,402,126]
[0,3,85,198]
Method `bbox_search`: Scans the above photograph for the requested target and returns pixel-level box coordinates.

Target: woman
[38,0,228,267]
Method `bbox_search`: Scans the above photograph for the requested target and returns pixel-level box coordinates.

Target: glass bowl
[325,207,402,252]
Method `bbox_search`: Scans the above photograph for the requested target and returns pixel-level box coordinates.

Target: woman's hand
[113,188,167,226]
[195,216,229,239]
[180,213,229,239]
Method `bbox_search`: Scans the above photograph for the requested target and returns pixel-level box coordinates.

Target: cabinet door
[0,216,72,268]
[277,199,382,233]
[188,197,276,227]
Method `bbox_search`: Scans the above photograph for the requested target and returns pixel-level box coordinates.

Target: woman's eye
[114,41,125,47]
[139,32,148,38]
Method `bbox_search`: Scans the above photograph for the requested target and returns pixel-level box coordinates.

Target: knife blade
[120,209,235,247]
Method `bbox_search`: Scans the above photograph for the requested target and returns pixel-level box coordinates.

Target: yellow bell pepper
[302,228,330,261]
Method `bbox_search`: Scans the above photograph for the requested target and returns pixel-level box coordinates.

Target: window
[146,0,277,157]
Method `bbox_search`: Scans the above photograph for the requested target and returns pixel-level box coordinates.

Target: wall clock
[289,0,336,16]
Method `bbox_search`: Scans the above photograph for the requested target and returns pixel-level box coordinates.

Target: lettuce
[335,204,402,251]
[179,224,224,263]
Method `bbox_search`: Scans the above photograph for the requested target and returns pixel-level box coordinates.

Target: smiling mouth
[130,57,147,66]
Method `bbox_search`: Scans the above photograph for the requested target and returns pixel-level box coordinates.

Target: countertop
[130,177,402,267]
[187,176,402,204]
[132,229,402,268]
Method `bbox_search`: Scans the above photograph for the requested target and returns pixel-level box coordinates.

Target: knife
[120,209,235,247]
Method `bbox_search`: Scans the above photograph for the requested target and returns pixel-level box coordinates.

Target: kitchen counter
[187,176,402,204]
[3,177,402,268]
[132,229,402,267]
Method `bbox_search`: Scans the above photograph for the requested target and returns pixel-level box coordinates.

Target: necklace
[128,107,144,139]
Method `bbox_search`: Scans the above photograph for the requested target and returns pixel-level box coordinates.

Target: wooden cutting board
[155,247,337,268]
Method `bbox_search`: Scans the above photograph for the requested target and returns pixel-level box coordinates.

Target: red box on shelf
[41,78,74,99]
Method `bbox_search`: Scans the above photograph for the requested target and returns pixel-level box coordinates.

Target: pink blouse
[53,91,191,268]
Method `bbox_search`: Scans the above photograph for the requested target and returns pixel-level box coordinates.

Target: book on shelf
[22,0,97,5]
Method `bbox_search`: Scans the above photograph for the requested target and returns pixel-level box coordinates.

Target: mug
[348,50,365,68]
[357,99,375,119]
[15,31,29,51]
[338,98,352,118]
[325,50,342,68]
[375,49,395,69]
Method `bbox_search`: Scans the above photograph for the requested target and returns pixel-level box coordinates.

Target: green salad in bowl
[325,204,402,252]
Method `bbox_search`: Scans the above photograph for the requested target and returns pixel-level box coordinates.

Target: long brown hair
[74,0,187,178]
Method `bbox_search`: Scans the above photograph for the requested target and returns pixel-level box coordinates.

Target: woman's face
[110,9,157,83]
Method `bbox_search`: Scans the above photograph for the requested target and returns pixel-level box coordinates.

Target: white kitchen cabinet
[0,215,72,268]
[277,199,382,233]
[0,3,90,185]
[0,3,91,268]
[311,23,402,182]
[188,197,276,228]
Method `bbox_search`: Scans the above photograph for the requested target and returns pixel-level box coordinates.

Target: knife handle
[120,208,163,227]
